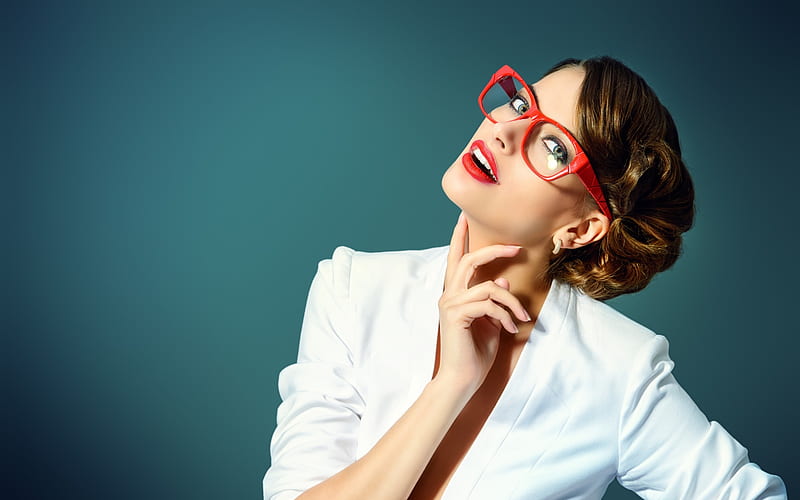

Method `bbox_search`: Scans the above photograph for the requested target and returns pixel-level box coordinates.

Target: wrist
[427,372,479,410]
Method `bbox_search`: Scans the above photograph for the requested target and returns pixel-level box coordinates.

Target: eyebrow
[527,84,539,105]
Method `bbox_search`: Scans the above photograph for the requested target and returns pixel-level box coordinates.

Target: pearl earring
[552,238,562,255]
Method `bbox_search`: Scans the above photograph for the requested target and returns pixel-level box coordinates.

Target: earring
[552,238,562,255]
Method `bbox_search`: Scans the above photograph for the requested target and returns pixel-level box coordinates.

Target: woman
[263,57,787,499]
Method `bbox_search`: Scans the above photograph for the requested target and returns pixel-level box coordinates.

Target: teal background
[6,0,797,498]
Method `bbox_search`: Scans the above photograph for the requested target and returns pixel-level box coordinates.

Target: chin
[441,159,470,209]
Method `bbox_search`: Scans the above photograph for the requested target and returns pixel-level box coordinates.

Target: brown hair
[545,56,695,300]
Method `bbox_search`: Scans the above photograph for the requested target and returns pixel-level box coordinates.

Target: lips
[461,140,498,184]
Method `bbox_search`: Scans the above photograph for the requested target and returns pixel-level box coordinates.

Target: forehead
[531,66,586,137]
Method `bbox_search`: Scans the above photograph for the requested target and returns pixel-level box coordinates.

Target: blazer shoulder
[338,245,448,266]
[321,246,447,317]
[572,290,665,368]
[332,244,447,282]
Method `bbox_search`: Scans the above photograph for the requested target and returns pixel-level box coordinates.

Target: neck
[464,216,553,322]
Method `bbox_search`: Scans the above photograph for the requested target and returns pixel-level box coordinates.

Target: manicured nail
[524,311,532,322]
[510,323,519,334]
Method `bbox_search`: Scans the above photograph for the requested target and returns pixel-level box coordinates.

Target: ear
[558,210,610,250]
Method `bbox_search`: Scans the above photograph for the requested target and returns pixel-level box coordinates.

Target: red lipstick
[461,140,498,184]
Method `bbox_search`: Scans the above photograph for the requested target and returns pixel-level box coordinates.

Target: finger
[494,277,510,290]
[452,244,522,291]
[445,212,467,286]
[492,279,532,321]
[455,300,519,334]
[452,280,531,322]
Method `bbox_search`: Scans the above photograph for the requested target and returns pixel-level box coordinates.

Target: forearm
[297,375,471,500]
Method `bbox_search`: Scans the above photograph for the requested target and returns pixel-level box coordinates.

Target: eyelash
[508,94,529,115]
[543,136,569,164]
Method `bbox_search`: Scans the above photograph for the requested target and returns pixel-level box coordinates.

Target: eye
[542,137,569,170]
[508,94,530,116]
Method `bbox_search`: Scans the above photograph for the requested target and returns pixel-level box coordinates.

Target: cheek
[499,175,587,240]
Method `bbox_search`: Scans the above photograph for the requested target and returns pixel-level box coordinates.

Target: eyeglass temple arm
[581,174,613,220]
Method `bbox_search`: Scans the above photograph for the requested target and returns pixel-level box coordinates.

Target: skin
[296,67,609,500]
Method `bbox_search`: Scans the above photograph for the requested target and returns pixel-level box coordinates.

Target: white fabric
[263,246,786,500]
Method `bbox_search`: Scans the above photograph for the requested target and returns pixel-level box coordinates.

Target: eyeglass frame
[477,65,613,220]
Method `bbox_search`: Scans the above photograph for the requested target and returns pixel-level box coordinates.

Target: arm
[265,215,530,500]
[263,247,366,499]
[294,374,473,500]
[616,335,787,499]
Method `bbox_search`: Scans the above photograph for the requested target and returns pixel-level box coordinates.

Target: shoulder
[329,245,449,269]
[310,245,446,365]
[577,291,660,348]
[323,244,448,290]
[561,285,671,381]
[544,285,675,435]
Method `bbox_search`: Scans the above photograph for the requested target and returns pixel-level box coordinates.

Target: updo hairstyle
[546,56,695,300]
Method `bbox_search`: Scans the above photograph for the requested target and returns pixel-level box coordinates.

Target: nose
[491,119,527,157]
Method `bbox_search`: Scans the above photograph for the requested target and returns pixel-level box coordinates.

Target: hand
[435,213,531,397]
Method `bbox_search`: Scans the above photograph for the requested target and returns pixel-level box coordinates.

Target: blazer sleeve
[616,335,787,499]
[263,246,366,500]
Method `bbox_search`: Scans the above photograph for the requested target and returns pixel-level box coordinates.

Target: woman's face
[441,66,590,247]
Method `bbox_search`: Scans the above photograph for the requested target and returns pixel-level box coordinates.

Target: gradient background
[6,0,798,498]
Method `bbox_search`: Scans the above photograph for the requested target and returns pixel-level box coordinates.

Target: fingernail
[524,311,532,322]
[458,212,465,223]
[511,323,519,334]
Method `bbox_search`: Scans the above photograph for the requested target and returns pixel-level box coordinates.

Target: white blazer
[263,246,786,500]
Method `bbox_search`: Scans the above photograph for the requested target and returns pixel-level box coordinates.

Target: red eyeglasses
[478,65,612,220]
